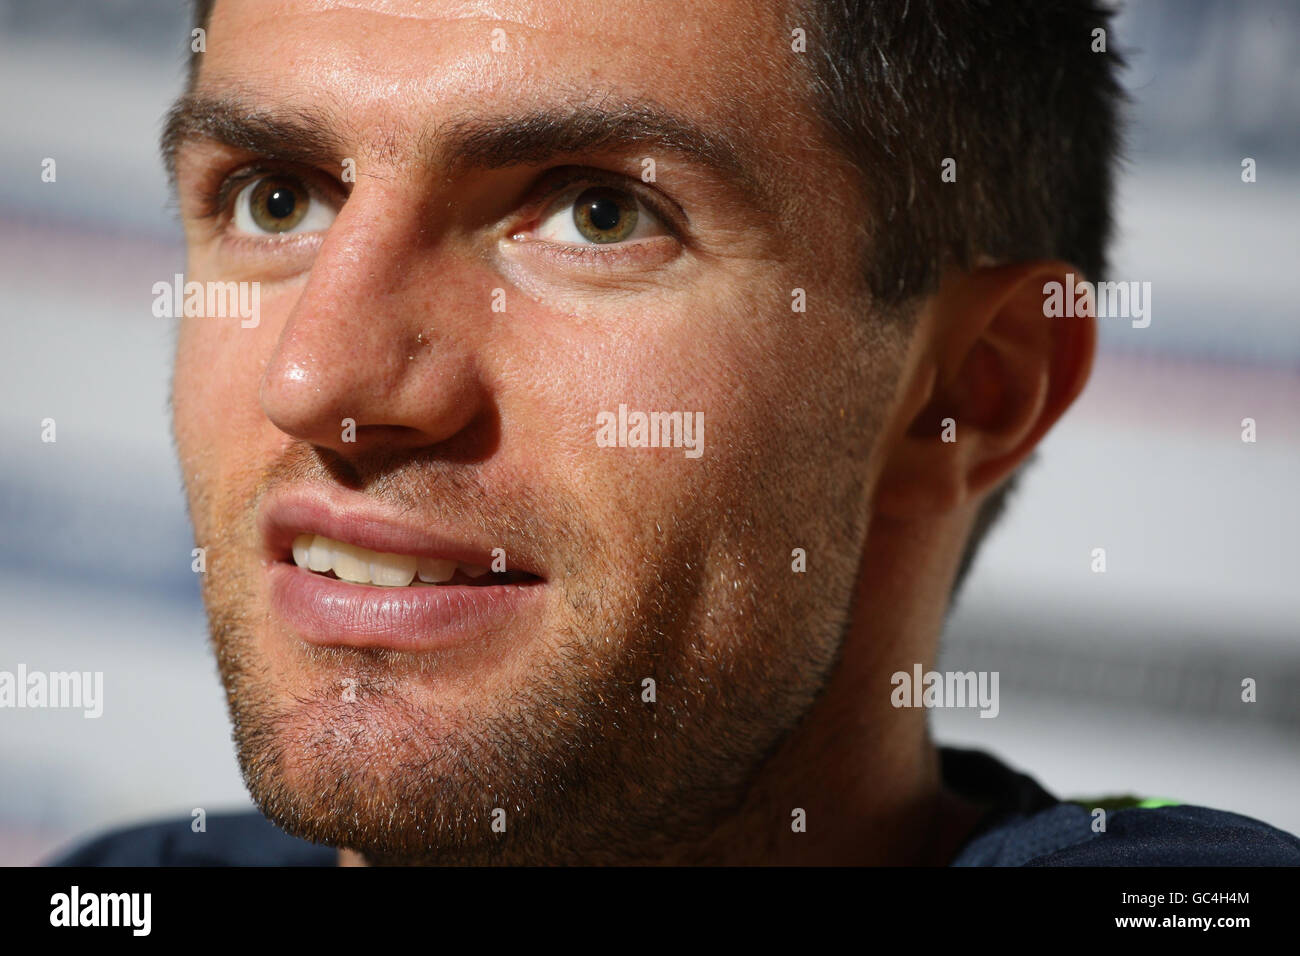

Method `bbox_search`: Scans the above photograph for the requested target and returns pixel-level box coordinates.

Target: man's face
[171,0,911,863]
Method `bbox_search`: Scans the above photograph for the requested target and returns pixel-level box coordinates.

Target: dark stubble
[197,444,845,864]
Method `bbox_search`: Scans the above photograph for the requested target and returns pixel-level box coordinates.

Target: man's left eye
[535,186,667,245]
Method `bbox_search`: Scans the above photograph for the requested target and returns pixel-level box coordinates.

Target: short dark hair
[186,0,1124,597]
[798,0,1124,596]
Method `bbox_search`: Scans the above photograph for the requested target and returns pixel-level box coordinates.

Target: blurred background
[1,0,1296,865]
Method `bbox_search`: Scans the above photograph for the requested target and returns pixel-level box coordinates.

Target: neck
[666,510,983,865]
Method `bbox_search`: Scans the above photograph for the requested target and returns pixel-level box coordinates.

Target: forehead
[202,0,797,135]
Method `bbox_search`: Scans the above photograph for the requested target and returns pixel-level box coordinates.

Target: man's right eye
[232,175,337,236]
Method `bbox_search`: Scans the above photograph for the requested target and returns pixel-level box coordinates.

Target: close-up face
[169,0,915,863]
[19,0,1300,895]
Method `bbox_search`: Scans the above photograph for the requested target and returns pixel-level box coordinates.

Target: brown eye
[231,175,337,236]
[572,187,638,243]
[532,181,667,247]
[248,177,307,232]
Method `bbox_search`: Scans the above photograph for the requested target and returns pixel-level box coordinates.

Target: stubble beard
[198,470,846,865]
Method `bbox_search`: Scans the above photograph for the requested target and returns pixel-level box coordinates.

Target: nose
[259,185,484,457]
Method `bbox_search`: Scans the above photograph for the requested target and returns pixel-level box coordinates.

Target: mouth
[288,533,540,588]
[260,490,546,652]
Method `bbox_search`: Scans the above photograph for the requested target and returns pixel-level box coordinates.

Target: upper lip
[258,485,544,579]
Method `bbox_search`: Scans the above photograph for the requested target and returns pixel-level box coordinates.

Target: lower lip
[267,562,544,651]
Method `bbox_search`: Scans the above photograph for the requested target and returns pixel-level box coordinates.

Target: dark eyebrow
[162,93,769,207]
[161,94,347,184]
[439,103,753,185]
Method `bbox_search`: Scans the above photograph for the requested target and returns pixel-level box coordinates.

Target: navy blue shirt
[47,748,1300,866]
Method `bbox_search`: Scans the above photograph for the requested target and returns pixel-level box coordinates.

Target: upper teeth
[291,534,489,587]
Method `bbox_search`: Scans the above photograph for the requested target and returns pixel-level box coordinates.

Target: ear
[875,261,1096,518]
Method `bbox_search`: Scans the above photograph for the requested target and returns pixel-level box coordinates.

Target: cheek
[172,307,283,516]
[488,273,828,555]
[173,319,218,468]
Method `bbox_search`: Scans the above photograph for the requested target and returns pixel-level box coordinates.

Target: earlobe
[875,260,1096,519]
